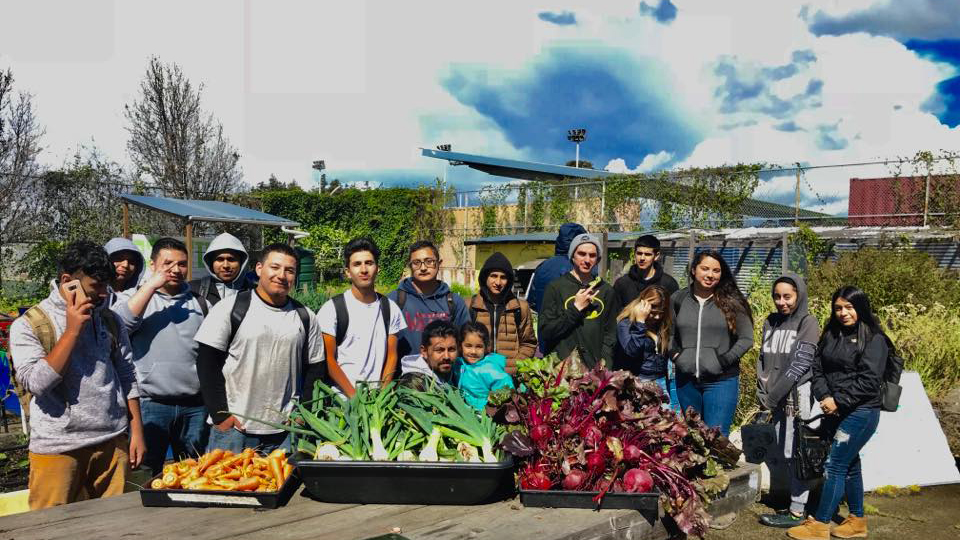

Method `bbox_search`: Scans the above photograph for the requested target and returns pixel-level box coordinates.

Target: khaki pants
[28,435,129,510]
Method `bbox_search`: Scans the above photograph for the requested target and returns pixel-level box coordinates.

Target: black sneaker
[759,512,805,528]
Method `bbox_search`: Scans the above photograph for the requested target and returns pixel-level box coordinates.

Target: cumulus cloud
[605,151,674,174]
[441,44,704,170]
[805,0,960,42]
[713,50,823,119]
[538,11,577,26]
[638,0,677,24]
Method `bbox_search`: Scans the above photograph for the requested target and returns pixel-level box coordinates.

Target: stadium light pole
[437,143,452,188]
[567,129,586,168]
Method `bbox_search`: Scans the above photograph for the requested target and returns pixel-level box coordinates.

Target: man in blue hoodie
[115,238,209,475]
[526,223,596,313]
[388,240,470,360]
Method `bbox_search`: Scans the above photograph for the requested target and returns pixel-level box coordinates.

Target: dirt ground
[706,484,960,540]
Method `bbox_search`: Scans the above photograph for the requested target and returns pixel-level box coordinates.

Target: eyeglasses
[410,258,438,269]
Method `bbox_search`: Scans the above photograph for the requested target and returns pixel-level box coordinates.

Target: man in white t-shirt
[195,243,325,453]
[318,238,405,397]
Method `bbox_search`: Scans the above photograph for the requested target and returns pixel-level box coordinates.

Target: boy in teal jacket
[452,322,514,410]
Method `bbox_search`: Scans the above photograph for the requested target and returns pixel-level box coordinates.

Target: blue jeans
[140,398,210,476]
[207,427,291,455]
[675,374,739,437]
[814,407,881,522]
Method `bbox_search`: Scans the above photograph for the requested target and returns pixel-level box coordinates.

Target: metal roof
[120,194,299,227]
[421,148,827,220]
[464,232,645,245]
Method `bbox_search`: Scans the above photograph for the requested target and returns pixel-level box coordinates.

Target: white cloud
[606,151,674,174]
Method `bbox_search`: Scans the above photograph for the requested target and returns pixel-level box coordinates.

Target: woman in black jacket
[670,250,753,436]
[788,286,886,540]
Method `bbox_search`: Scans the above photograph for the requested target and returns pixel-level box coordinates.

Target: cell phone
[63,279,89,305]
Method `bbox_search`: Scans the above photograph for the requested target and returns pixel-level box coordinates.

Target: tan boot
[832,515,867,538]
[787,517,831,540]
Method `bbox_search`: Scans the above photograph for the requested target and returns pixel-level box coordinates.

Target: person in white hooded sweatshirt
[190,232,251,308]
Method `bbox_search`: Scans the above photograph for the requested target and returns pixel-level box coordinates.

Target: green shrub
[808,247,960,309]
[448,282,474,298]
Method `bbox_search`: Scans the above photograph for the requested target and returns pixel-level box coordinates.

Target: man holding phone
[538,233,619,368]
[9,240,144,509]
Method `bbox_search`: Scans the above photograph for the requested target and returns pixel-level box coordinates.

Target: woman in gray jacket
[670,250,753,436]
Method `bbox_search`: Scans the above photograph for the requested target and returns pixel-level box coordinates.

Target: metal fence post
[923,170,932,227]
[782,231,789,274]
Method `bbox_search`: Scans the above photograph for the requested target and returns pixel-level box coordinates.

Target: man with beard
[9,240,144,509]
[399,319,459,387]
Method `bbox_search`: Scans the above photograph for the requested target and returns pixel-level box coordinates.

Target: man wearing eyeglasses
[388,240,470,361]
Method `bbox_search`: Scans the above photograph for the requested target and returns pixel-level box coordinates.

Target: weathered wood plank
[3,490,360,540]
[230,504,428,540]
[0,491,142,532]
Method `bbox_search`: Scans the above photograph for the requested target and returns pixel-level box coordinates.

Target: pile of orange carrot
[148,448,293,492]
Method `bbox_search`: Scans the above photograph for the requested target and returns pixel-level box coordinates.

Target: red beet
[586,451,607,474]
[623,444,643,464]
[580,423,603,447]
[562,468,588,490]
[530,424,553,447]
[623,468,654,493]
[520,471,553,491]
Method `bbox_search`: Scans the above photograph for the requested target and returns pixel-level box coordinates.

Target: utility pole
[795,162,802,227]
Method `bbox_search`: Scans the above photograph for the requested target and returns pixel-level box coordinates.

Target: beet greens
[498,356,742,537]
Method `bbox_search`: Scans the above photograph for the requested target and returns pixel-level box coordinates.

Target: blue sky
[2,0,959,215]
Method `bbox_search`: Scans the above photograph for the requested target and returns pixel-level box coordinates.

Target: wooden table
[0,464,759,540]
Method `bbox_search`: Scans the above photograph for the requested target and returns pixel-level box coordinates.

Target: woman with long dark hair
[788,286,887,540]
[669,250,753,436]
[614,285,674,398]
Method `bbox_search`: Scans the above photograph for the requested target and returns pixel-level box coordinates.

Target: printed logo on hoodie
[762,328,816,381]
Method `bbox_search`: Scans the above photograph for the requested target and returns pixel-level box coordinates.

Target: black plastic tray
[291,454,516,505]
[520,489,660,520]
[139,469,302,509]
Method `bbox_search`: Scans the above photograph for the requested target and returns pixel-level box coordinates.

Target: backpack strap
[228,289,253,348]
[516,300,528,329]
[200,276,212,303]
[22,306,56,354]
[289,297,312,396]
[379,294,391,344]
[446,293,454,317]
[191,290,209,317]
[332,293,349,346]
[395,289,406,311]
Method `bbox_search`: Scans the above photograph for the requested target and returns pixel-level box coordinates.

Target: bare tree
[124,57,241,199]
[0,68,44,287]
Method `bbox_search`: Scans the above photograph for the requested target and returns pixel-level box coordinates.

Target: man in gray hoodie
[115,238,209,476]
[104,237,145,309]
[189,232,250,309]
[9,240,144,509]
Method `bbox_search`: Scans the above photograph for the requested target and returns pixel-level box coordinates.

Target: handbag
[794,413,831,481]
[881,381,902,412]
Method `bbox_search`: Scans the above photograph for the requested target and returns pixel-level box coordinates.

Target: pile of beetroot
[491,354,741,537]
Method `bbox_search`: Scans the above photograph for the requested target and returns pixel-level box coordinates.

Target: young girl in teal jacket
[452,322,514,410]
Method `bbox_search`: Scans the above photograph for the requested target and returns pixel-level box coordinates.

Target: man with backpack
[9,240,145,509]
[318,238,406,397]
[195,243,324,453]
[387,240,469,359]
[190,232,251,307]
[468,252,537,373]
[613,234,679,306]
[113,238,210,476]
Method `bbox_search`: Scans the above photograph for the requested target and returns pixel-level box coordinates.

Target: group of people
[9,222,888,540]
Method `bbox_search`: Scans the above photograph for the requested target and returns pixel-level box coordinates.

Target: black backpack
[227,290,312,394]
[331,292,391,348]
[879,334,905,412]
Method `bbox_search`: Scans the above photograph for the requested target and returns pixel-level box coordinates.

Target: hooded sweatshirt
[670,286,754,381]
[190,233,250,307]
[470,252,537,366]
[527,223,596,312]
[613,262,680,307]
[387,278,470,358]
[538,272,619,368]
[452,353,514,410]
[115,281,208,400]
[756,273,820,410]
[9,283,140,454]
[104,237,145,308]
